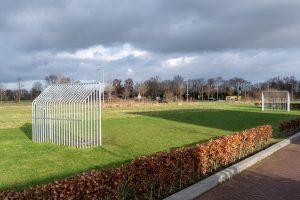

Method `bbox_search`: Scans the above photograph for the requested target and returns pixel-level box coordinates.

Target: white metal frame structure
[262,91,290,112]
[32,82,103,148]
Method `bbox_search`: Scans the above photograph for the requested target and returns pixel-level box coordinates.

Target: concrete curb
[164,132,300,200]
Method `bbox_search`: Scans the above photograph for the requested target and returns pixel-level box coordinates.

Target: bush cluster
[279,118,300,135]
[291,103,300,110]
[1,125,272,200]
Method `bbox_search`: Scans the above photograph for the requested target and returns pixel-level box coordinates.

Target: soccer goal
[262,91,290,111]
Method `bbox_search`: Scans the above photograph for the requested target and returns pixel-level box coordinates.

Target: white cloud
[55,44,148,61]
[161,56,197,69]
[126,68,134,77]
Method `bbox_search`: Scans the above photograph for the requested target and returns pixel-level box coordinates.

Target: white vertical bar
[68,101,71,146]
[50,102,53,144]
[287,92,290,112]
[93,90,96,147]
[38,103,40,142]
[32,103,34,141]
[32,103,35,142]
[73,102,76,147]
[81,102,84,148]
[41,103,44,142]
[95,88,98,147]
[64,101,66,146]
[43,102,45,143]
[38,104,40,142]
[97,85,99,146]
[54,101,56,145]
[59,102,61,145]
[53,102,55,144]
[84,99,86,148]
[76,102,78,148]
[100,83,102,146]
[88,95,90,147]
[262,92,264,111]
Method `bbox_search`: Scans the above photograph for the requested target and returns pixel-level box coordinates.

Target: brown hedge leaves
[279,117,300,135]
[0,125,272,200]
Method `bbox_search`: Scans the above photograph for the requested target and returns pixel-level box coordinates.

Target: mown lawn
[0,101,299,191]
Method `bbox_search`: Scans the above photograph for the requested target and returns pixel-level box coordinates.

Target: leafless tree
[124,78,134,99]
[31,82,43,100]
[105,77,113,104]
[136,82,148,100]
[16,77,24,102]
[161,80,174,101]
[45,74,71,85]
[145,76,161,99]
[172,75,185,101]
[0,82,5,103]
[113,79,123,97]
[206,78,215,99]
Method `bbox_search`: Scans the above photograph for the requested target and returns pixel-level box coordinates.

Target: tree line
[0,75,299,102]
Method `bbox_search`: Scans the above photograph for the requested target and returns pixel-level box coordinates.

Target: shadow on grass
[20,123,32,140]
[128,109,299,134]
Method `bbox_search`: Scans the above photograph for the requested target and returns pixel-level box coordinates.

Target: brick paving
[195,138,300,200]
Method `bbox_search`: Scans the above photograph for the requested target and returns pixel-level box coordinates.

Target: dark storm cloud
[1,0,300,83]
[2,0,300,53]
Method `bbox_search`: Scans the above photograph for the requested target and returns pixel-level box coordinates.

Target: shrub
[279,117,300,135]
[0,125,272,200]
[291,103,300,110]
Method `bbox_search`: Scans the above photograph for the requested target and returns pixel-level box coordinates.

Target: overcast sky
[1,0,300,88]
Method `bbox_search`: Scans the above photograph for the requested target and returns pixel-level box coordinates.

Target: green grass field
[0,101,299,191]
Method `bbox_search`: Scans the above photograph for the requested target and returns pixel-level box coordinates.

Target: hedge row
[279,117,300,135]
[255,102,300,110]
[290,103,300,110]
[0,125,272,200]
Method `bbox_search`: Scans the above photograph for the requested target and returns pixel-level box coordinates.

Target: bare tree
[145,76,161,99]
[105,77,113,104]
[172,75,185,101]
[113,79,122,97]
[31,82,43,100]
[124,78,134,99]
[194,78,206,101]
[206,78,215,99]
[0,82,5,103]
[16,77,23,102]
[161,80,174,101]
[45,74,71,85]
[136,82,148,100]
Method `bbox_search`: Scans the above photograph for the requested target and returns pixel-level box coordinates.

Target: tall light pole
[97,68,105,106]
[291,81,294,102]
[186,79,189,102]
[216,81,219,101]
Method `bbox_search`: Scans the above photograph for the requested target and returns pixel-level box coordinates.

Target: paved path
[195,138,300,200]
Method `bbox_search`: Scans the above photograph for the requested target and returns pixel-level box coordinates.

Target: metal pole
[186,79,188,102]
[262,92,264,111]
[292,81,294,101]
[217,81,219,101]
[100,83,102,145]
[97,68,105,107]
[287,92,290,111]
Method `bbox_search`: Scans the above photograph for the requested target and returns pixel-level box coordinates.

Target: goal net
[262,91,290,111]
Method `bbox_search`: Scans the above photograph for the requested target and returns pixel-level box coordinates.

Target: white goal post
[262,91,290,112]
